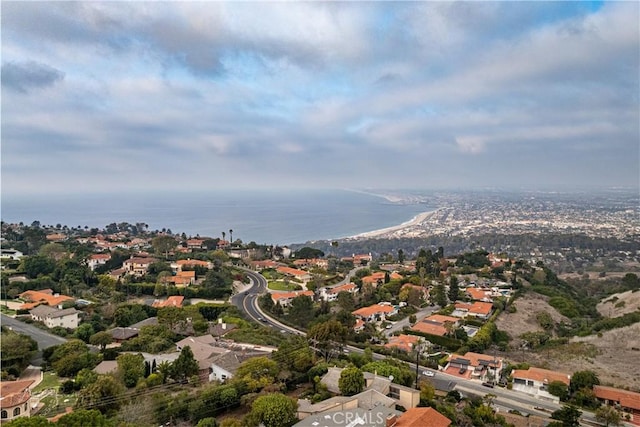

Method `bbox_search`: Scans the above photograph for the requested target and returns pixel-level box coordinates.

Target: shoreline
[346,208,440,240]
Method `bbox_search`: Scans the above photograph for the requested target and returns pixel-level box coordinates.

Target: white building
[29,306,80,329]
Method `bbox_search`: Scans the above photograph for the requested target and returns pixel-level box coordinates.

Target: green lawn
[267,281,300,291]
[33,372,61,393]
[0,304,16,316]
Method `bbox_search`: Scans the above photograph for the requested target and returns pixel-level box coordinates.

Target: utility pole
[415,339,423,390]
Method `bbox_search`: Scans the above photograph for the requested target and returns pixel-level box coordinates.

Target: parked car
[422,370,435,377]
[482,382,495,388]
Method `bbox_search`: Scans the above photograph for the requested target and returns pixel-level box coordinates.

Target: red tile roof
[594,386,640,411]
[271,290,314,302]
[512,367,570,385]
[395,407,452,427]
[19,290,73,309]
[0,380,34,409]
[352,303,395,317]
[385,334,420,352]
[411,322,447,336]
[152,295,184,308]
[276,266,310,277]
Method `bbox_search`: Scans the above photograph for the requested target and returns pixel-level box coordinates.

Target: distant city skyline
[1,1,638,195]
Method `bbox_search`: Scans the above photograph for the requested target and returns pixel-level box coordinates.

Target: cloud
[1,61,65,93]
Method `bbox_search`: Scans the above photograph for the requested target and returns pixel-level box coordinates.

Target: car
[459,367,466,374]
[385,324,393,329]
[422,370,435,377]
[280,329,287,334]
[482,382,495,388]
[257,317,266,322]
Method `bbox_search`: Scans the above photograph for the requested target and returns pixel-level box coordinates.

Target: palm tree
[222,231,226,243]
[229,229,233,245]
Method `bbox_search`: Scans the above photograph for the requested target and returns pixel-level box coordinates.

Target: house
[87,253,111,270]
[294,407,400,427]
[46,233,66,242]
[18,289,74,310]
[352,303,397,322]
[511,367,571,403]
[249,260,281,271]
[152,295,184,308]
[593,386,640,425]
[293,258,329,269]
[0,380,34,423]
[173,259,212,272]
[123,256,157,276]
[361,271,402,287]
[319,282,358,302]
[175,336,228,382]
[444,352,502,381]
[385,334,420,353]
[353,318,365,333]
[320,367,420,410]
[395,407,452,427]
[270,290,314,307]
[297,389,395,420]
[29,306,80,329]
[186,239,204,250]
[208,349,271,383]
[0,249,23,261]
[452,301,493,320]
[465,287,493,302]
[109,317,159,343]
[401,283,429,299]
[164,270,196,287]
[411,315,460,337]
[276,266,312,283]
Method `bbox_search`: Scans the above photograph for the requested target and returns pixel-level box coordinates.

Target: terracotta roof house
[0,380,34,423]
[411,314,460,337]
[271,290,314,307]
[18,289,73,310]
[173,259,212,271]
[276,266,312,282]
[452,301,494,319]
[395,407,452,427]
[152,295,184,308]
[385,334,420,353]
[352,303,397,322]
[594,385,640,425]
[466,287,493,302]
[511,367,571,403]
[361,271,401,286]
[186,239,204,249]
[444,352,502,380]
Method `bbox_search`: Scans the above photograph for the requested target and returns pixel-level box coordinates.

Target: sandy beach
[348,209,441,239]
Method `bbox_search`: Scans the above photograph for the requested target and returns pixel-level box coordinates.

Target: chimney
[222,323,227,330]
[218,318,223,324]
[386,415,397,427]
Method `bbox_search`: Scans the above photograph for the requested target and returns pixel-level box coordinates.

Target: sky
[1,1,638,196]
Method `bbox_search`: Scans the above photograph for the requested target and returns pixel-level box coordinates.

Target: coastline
[347,208,440,240]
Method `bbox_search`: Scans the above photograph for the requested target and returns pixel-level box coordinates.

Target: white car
[422,370,435,377]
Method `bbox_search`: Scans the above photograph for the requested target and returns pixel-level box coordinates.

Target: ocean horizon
[0,189,433,245]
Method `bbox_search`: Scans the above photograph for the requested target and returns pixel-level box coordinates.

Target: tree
[398,249,404,263]
[448,275,459,302]
[336,291,355,311]
[89,331,113,351]
[595,405,622,427]
[548,380,569,401]
[171,346,199,382]
[1,330,37,378]
[117,353,145,388]
[2,416,52,426]
[339,365,364,396]
[74,323,95,343]
[570,370,600,394]
[229,229,233,245]
[307,320,348,361]
[57,409,115,427]
[433,283,447,307]
[76,374,125,414]
[249,393,298,427]
[287,295,314,328]
[294,247,324,259]
[151,235,177,258]
[22,255,56,278]
[551,405,582,427]
[234,356,279,392]
[196,418,218,427]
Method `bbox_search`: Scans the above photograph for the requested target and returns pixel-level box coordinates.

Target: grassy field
[267,281,300,291]
[33,372,62,393]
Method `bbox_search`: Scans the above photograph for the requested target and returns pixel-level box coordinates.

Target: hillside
[495,289,640,391]
[597,289,640,317]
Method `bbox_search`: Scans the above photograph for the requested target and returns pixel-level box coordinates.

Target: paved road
[229,270,604,425]
[1,314,67,365]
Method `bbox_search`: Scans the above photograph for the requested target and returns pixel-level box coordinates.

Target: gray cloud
[1,61,65,93]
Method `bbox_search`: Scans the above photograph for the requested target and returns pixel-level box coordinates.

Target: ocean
[0,189,433,245]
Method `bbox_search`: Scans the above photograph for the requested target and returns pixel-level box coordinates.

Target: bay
[1,189,433,245]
